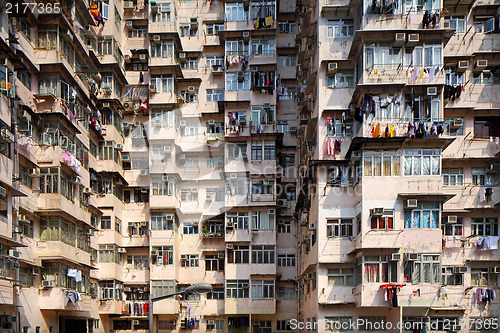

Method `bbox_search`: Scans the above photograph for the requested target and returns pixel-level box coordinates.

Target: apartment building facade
[0,0,300,332]
[295,0,500,331]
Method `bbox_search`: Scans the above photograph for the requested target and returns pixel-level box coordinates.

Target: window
[180,89,199,103]
[251,38,275,55]
[473,16,496,34]
[251,210,275,230]
[179,156,198,168]
[277,320,292,331]
[151,280,176,298]
[207,287,225,300]
[474,117,500,139]
[278,55,296,67]
[252,141,263,160]
[264,141,276,160]
[151,246,173,265]
[38,28,57,49]
[227,212,249,229]
[127,27,148,39]
[151,178,175,196]
[405,45,442,67]
[365,43,402,70]
[99,141,118,162]
[181,124,200,137]
[99,245,121,263]
[226,39,249,56]
[404,201,440,229]
[150,40,174,58]
[326,71,354,88]
[150,212,175,230]
[404,254,441,283]
[99,280,123,300]
[327,268,354,286]
[251,280,274,298]
[358,255,397,283]
[225,3,248,21]
[206,23,224,35]
[150,75,174,93]
[115,218,121,233]
[183,222,199,234]
[471,268,497,286]
[152,2,171,22]
[182,58,199,70]
[39,216,77,246]
[151,144,172,163]
[358,317,387,331]
[180,189,198,202]
[404,148,441,176]
[325,317,353,332]
[277,121,288,133]
[251,1,275,19]
[441,266,463,286]
[279,86,296,100]
[326,219,353,237]
[158,321,176,330]
[227,245,250,264]
[471,218,498,236]
[441,217,463,236]
[205,254,224,271]
[181,254,199,267]
[445,69,465,85]
[252,245,275,264]
[126,255,149,269]
[251,180,275,195]
[206,56,224,69]
[206,89,224,102]
[278,20,296,33]
[327,19,354,37]
[225,72,250,90]
[277,286,297,300]
[180,24,198,37]
[151,110,175,128]
[19,266,34,286]
[226,280,249,298]
[278,220,291,233]
[442,168,463,186]
[251,105,275,125]
[370,210,394,230]
[363,150,401,176]
[445,16,466,33]
[277,254,296,266]
[227,142,248,160]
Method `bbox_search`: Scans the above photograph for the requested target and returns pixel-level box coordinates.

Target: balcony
[249,122,276,134]
[318,286,356,305]
[39,288,96,311]
[152,298,180,314]
[99,299,123,314]
[0,153,13,187]
[359,13,447,31]
[224,20,252,32]
[224,90,251,102]
[149,195,177,209]
[224,299,276,314]
[250,194,276,203]
[320,87,354,111]
[320,0,350,14]
[149,57,180,68]
[357,64,445,86]
[225,229,253,243]
[206,133,225,143]
[149,22,178,34]
[149,91,179,105]
[37,194,90,225]
[35,241,92,267]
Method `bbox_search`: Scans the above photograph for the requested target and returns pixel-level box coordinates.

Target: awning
[398,192,456,202]
[37,256,97,270]
[0,234,27,248]
[0,181,28,197]
[18,153,39,169]
[429,306,466,311]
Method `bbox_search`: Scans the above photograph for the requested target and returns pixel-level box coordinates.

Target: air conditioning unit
[116,144,123,151]
[154,119,162,127]
[118,248,127,253]
[207,320,215,325]
[278,199,286,207]
[151,250,157,256]
[226,244,233,250]
[180,254,187,260]
[254,321,260,326]
[493,266,500,273]
[391,253,401,261]
[123,1,134,8]
[162,175,169,182]
[32,268,40,275]
[122,155,130,161]
[179,52,186,59]
[489,164,500,173]
[153,35,161,43]
[237,71,244,82]
[303,234,311,241]
[28,168,40,177]
[0,186,6,197]
[243,31,250,38]
[308,222,316,230]
[86,229,94,236]
[212,65,223,73]
[188,86,196,94]
[140,169,148,176]
[149,84,156,92]
[278,219,285,225]
[128,222,134,227]
[133,320,140,325]
[179,154,186,160]
[447,215,458,224]
[370,208,384,217]
[407,253,419,261]
[226,221,234,228]
[42,280,55,288]
[150,0,158,11]
[9,250,19,258]
[179,120,187,127]
[290,126,297,133]
[394,33,406,45]
[269,209,275,214]
[103,102,110,108]
[458,60,469,70]
[126,20,133,28]
[406,199,418,208]
[218,253,224,258]
[139,54,147,61]
[327,62,337,74]
[476,60,488,68]
[242,283,249,288]
[408,33,419,43]
[452,118,463,127]
[163,145,171,153]
[101,127,107,135]
[166,214,174,220]
[427,87,437,95]
[455,266,468,273]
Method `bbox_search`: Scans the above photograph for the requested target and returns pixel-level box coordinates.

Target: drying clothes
[418,67,425,80]
[476,236,500,251]
[67,269,77,277]
[265,16,274,26]
[75,270,82,283]
[374,123,381,137]
[429,66,436,82]
[442,236,461,248]
[90,4,105,26]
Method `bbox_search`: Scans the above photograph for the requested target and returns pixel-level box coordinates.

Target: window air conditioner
[447,215,458,224]
[308,222,316,230]
[406,199,418,208]
[370,208,384,217]
[427,87,437,95]
[391,253,401,261]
